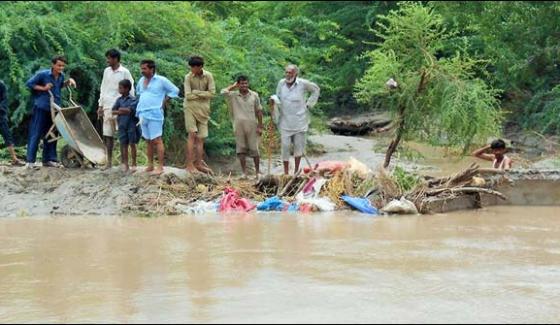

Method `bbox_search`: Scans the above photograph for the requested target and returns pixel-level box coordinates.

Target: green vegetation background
[1,1,559,164]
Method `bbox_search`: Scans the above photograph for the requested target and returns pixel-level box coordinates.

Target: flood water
[1,206,560,323]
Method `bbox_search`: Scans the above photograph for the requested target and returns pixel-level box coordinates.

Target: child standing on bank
[112,79,140,173]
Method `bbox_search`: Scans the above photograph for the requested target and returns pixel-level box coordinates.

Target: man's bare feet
[145,166,155,173]
[121,164,129,173]
[195,160,213,175]
[11,159,25,167]
[149,167,164,176]
[186,162,198,173]
[130,166,137,174]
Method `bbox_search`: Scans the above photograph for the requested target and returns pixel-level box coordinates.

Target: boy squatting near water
[112,79,141,173]
[472,139,513,170]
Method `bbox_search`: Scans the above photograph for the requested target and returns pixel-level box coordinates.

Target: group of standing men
[0,49,320,177]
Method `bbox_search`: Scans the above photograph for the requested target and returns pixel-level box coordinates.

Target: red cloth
[299,203,314,213]
[218,187,256,213]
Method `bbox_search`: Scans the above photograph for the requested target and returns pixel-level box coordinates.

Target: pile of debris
[159,159,508,216]
[0,161,512,217]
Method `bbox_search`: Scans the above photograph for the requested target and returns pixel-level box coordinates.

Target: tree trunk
[383,70,428,168]
[383,106,405,168]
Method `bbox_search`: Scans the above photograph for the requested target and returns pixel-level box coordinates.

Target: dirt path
[0,166,203,217]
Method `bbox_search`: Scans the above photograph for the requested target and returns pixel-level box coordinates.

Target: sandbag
[381,196,419,215]
[298,197,336,212]
[178,200,218,215]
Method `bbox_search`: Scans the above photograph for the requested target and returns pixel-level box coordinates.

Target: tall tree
[354,3,502,167]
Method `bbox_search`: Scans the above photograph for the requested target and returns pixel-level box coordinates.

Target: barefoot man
[97,49,135,170]
[135,59,179,176]
[221,75,264,179]
[183,56,215,174]
[269,64,320,175]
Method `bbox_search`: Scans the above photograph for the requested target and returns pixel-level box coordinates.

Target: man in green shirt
[183,56,215,174]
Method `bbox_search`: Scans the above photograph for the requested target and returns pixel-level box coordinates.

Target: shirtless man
[472,139,512,170]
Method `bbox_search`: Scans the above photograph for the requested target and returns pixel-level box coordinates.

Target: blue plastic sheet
[287,203,299,212]
[341,195,378,215]
[257,196,287,211]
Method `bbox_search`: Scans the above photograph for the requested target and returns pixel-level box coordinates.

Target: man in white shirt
[97,49,135,169]
[269,64,320,175]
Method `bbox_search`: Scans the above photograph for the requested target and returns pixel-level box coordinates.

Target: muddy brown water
[1,206,560,323]
[1,134,559,322]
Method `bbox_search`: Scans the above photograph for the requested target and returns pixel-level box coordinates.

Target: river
[1,206,560,323]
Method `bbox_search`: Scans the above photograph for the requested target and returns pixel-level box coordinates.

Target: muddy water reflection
[1,207,560,323]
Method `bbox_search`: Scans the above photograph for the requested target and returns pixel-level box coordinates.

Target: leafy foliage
[433,1,560,133]
[392,166,421,193]
[1,1,371,159]
[354,3,502,155]
[0,1,559,164]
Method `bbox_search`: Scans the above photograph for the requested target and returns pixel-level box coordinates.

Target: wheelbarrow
[46,88,107,168]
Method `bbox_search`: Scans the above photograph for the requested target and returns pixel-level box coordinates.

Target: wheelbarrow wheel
[60,145,82,168]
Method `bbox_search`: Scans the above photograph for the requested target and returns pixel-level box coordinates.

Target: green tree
[433,1,560,133]
[354,3,502,167]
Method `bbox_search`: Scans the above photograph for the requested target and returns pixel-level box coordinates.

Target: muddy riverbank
[1,133,558,217]
[0,134,410,217]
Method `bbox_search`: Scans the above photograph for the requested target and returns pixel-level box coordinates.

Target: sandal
[43,161,62,168]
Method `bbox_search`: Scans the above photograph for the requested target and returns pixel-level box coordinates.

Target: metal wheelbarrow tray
[47,90,107,168]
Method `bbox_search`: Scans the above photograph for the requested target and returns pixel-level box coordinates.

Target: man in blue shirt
[25,55,76,168]
[136,59,179,175]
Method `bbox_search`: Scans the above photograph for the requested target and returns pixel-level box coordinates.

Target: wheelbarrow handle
[48,88,78,107]
[66,86,78,107]
[48,90,61,112]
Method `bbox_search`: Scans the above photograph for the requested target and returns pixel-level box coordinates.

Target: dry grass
[376,167,402,199]
[320,171,346,207]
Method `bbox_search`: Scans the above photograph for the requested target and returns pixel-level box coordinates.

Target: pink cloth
[218,187,256,213]
[299,203,314,213]
[302,178,317,195]
[303,161,346,174]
